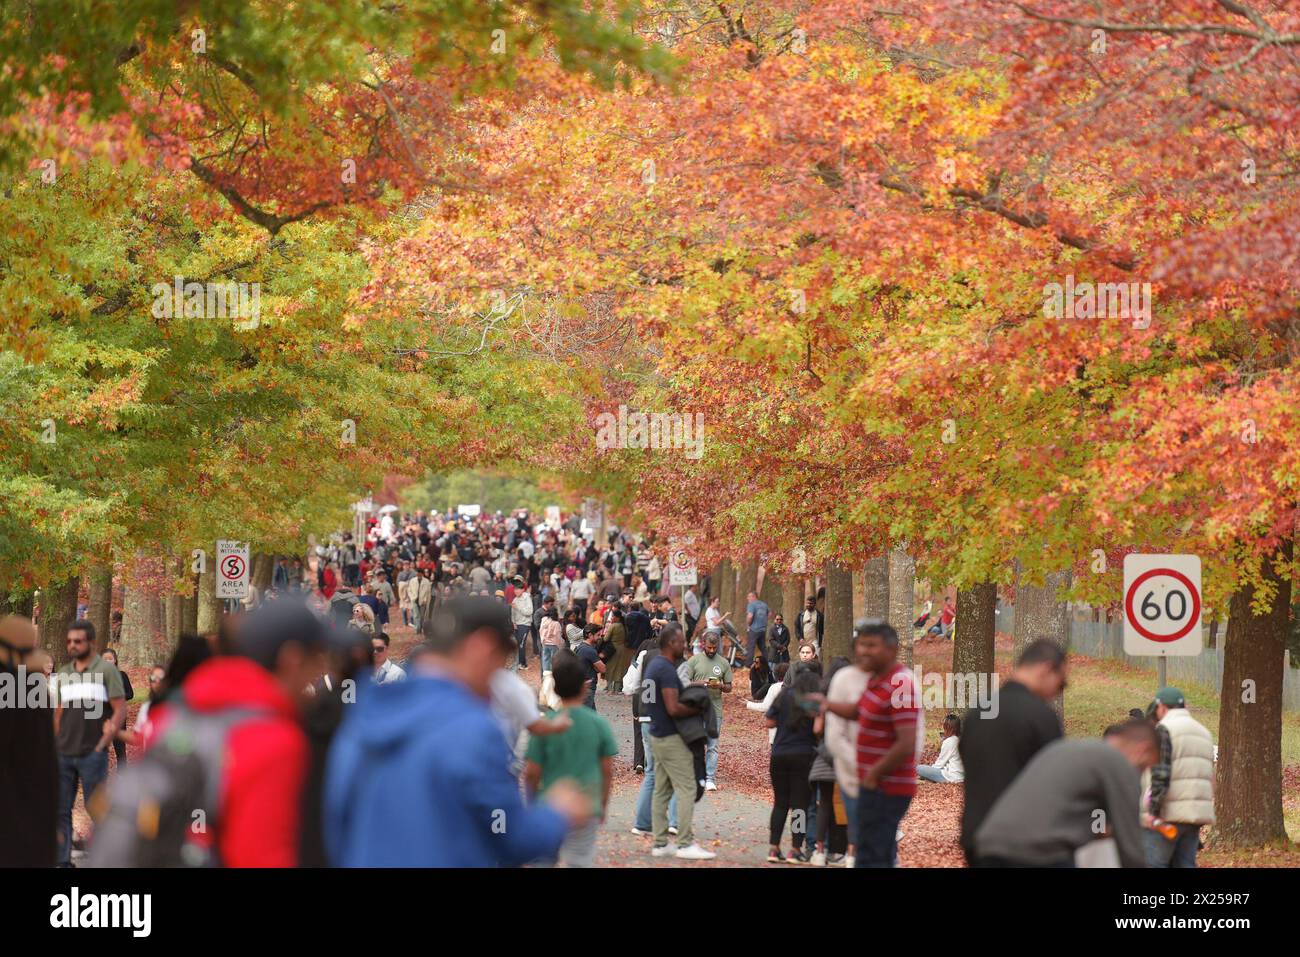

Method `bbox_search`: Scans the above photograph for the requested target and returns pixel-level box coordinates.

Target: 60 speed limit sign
[1122,554,1202,656]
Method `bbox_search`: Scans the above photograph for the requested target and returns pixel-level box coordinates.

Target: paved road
[584,683,778,868]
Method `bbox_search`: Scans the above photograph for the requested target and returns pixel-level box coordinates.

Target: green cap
[1152,687,1186,709]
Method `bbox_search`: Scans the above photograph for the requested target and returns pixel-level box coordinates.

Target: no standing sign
[217,540,251,600]
[1122,554,1202,657]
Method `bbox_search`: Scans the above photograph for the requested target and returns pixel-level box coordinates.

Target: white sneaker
[667,826,679,836]
[675,843,717,861]
[630,826,651,836]
[896,828,904,843]
[809,850,827,866]
[651,843,678,857]
[704,781,718,791]
[843,854,855,868]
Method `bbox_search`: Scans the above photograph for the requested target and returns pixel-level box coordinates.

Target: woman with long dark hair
[809,656,851,865]
[765,662,822,863]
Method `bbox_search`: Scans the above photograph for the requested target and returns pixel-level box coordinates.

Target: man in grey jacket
[974,719,1159,868]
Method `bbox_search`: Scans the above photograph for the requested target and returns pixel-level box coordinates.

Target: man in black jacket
[624,601,653,652]
[768,614,792,665]
[793,596,823,652]
[958,638,1067,865]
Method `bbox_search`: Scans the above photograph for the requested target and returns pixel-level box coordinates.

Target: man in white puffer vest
[1141,687,1215,867]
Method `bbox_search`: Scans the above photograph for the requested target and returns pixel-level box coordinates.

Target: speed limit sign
[1122,554,1202,656]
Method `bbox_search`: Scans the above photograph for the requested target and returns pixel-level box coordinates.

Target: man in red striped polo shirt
[818,620,918,867]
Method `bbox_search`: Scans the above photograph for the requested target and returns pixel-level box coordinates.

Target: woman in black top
[101,649,133,767]
[765,663,822,863]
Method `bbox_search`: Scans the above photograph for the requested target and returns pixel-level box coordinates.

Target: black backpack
[90,698,272,867]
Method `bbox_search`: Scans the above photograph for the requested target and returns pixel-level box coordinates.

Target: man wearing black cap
[324,595,589,866]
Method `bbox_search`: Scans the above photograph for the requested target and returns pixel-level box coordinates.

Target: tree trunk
[1013,565,1071,716]
[164,557,183,646]
[864,553,890,619]
[852,567,866,620]
[823,563,854,661]
[759,566,782,623]
[954,582,997,677]
[196,566,223,636]
[252,552,274,593]
[888,548,916,666]
[782,576,805,636]
[1215,541,1292,846]
[716,559,733,627]
[39,577,81,667]
[181,573,199,636]
[85,565,113,654]
[1013,567,1071,650]
[119,584,161,664]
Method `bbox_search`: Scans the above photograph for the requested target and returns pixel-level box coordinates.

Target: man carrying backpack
[92,601,327,867]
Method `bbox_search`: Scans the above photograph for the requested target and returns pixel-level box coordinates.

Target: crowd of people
[0,506,1217,869]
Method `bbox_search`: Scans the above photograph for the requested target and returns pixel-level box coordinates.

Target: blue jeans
[705,710,721,784]
[855,788,912,868]
[1144,823,1201,868]
[634,723,677,831]
[744,630,767,666]
[57,750,109,867]
[541,644,557,674]
[917,765,949,783]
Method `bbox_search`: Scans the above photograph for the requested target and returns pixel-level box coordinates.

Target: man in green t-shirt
[525,650,618,867]
[53,620,125,867]
[685,628,733,791]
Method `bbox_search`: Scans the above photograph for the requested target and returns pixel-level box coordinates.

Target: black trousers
[633,718,645,767]
[769,751,814,848]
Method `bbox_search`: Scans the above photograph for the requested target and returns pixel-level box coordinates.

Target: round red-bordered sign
[220,554,246,581]
[1124,567,1200,642]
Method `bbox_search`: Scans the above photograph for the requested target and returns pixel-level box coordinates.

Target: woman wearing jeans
[764,663,822,863]
[539,607,565,674]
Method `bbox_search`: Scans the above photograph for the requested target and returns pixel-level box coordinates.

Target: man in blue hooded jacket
[324,596,589,866]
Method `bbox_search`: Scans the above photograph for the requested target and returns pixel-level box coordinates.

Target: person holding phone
[685,629,733,791]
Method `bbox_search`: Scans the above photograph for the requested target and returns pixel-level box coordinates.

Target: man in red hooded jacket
[151,601,325,867]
